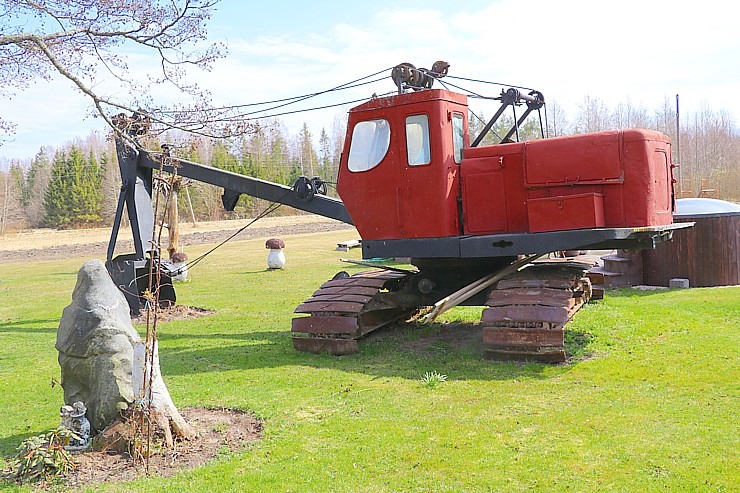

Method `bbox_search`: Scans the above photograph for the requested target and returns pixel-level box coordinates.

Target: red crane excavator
[107,62,690,362]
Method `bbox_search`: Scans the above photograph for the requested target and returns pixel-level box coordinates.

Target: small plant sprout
[420,371,448,389]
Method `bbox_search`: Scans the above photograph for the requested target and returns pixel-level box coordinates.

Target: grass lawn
[0,229,738,492]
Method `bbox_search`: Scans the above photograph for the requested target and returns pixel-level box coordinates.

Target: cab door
[397,108,463,238]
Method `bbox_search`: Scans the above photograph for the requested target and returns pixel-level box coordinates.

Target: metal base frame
[362,224,693,260]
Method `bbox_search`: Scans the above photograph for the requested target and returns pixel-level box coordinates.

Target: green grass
[0,229,738,492]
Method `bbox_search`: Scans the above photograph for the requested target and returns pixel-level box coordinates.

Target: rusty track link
[291,270,415,355]
[481,260,594,363]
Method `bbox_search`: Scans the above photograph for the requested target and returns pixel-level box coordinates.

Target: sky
[1,0,738,163]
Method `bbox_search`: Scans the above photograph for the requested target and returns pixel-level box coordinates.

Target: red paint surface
[337,90,675,241]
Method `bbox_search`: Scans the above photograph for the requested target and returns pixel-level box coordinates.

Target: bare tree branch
[0,0,257,148]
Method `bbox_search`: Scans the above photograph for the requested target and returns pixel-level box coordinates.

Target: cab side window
[452,113,464,163]
[348,119,391,172]
[406,114,430,166]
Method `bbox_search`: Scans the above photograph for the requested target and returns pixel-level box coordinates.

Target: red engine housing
[337,89,676,245]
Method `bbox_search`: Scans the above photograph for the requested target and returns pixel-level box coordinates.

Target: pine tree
[43,146,103,228]
[9,163,27,208]
[76,148,103,225]
[318,128,332,180]
[25,148,53,227]
[269,131,291,184]
[44,150,71,228]
[330,115,346,197]
[297,122,318,178]
[211,140,243,174]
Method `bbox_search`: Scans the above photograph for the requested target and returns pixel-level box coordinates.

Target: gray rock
[669,278,691,289]
[56,260,140,434]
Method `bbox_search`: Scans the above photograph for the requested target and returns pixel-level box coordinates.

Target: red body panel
[461,130,674,234]
[337,90,675,242]
[527,193,605,233]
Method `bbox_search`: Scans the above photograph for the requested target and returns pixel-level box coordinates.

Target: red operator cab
[337,88,677,251]
[337,89,468,240]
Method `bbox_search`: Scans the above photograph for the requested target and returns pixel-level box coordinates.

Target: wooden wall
[643,214,740,287]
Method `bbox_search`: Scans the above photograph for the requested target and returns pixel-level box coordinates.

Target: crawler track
[481,260,594,362]
[293,260,595,361]
[291,270,416,355]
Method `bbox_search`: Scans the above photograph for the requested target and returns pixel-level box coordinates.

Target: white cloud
[2,0,737,160]
[2,78,104,160]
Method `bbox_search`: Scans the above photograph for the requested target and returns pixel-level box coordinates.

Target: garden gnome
[265,238,286,269]
[60,401,91,451]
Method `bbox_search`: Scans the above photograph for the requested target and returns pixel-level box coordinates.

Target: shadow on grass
[0,319,59,333]
[0,430,41,457]
[564,329,594,360]
[157,320,593,382]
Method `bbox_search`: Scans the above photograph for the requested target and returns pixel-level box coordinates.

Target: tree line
[1,142,110,234]
[0,118,345,233]
[0,98,737,234]
[546,96,738,199]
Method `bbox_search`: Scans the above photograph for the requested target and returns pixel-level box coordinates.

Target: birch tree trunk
[133,341,198,445]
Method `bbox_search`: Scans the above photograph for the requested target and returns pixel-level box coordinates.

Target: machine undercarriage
[292,256,594,362]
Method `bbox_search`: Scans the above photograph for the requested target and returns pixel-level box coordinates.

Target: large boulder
[57,259,197,443]
[56,259,139,434]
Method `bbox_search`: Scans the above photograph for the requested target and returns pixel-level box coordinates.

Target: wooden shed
[643,198,740,287]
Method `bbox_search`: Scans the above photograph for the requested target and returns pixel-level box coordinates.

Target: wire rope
[180,195,288,272]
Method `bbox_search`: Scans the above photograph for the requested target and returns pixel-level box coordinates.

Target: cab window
[406,114,430,166]
[347,119,390,172]
[452,112,464,163]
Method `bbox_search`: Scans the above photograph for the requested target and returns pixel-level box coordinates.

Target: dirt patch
[131,305,216,325]
[62,407,261,488]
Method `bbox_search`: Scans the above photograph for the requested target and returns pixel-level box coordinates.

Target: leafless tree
[574,95,611,133]
[0,167,24,234]
[611,99,652,130]
[654,96,677,143]
[678,106,739,199]
[545,100,570,137]
[0,0,253,145]
[24,148,53,227]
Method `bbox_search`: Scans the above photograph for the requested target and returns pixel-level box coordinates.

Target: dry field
[0,214,356,263]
